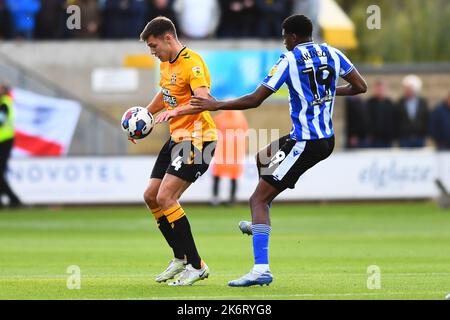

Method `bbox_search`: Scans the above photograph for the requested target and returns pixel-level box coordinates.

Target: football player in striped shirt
[189,14,367,287]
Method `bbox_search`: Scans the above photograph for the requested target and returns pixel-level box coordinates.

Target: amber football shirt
[159,47,217,147]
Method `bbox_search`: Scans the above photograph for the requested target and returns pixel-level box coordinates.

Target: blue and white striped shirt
[262,42,354,141]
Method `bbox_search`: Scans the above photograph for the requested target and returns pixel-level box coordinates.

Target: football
[121,106,154,139]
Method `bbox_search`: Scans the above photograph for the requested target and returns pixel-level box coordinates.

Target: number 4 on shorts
[171,156,183,171]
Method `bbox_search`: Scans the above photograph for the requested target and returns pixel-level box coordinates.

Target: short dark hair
[140,16,177,41]
[282,14,313,38]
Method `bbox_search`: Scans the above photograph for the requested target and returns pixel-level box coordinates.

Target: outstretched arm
[336,68,368,96]
[155,85,273,123]
[190,85,274,112]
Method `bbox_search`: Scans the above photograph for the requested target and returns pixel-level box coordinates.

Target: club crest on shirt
[192,66,203,77]
[170,73,177,84]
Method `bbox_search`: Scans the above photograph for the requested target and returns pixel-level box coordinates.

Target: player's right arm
[336,68,367,96]
[191,54,288,112]
[146,91,165,114]
[191,85,273,111]
[331,47,367,96]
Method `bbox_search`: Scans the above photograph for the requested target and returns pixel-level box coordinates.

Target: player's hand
[191,96,220,111]
[155,109,177,123]
[128,137,137,144]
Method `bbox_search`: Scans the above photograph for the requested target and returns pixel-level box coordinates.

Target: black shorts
[151,139,217,183]
[259,134,335,192]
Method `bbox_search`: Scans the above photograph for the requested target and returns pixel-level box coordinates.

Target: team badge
[170,73,177,84]
[192,66,203,77]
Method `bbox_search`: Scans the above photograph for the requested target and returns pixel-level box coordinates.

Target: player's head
[281,14,313,51]
[140,16,178,62]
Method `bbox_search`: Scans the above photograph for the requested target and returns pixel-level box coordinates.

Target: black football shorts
[151,138,217,183]
[259,134,335,192]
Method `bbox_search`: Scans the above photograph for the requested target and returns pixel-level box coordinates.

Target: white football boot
[155,258,186,283]
[168,262,209,286]
[238,221,252,235]
[228,269,273,287]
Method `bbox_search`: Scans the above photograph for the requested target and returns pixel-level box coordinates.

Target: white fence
[7,150,450,205]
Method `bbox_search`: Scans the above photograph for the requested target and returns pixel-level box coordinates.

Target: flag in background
[11,88,81,157]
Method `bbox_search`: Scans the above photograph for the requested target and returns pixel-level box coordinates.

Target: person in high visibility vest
[0,85,22,209]
[210,110,248,206]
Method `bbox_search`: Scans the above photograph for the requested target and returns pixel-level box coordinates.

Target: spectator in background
[0,0,12,39]
[211,110,248,206]
[35,0,65,39]
[344,96,369,149]
[429,90,450,150]
[102,0,147,39]
[217,0,257,38]
[255,0,290,38]
[68,0,101,39]
[0,85,22,209]
[366,79,395,148]
[6,0,41,40]
[146,0,177,25]
[173,0,220,39]
[395,75,429,148]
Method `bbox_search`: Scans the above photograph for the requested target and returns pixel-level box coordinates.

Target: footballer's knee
[156,192,176,210]
[250,186,276,211]
[249,192,271,224]
[143,189,158,209]
[249,192,267,210]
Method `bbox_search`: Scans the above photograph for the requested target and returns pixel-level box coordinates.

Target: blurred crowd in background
[344,75,450,151]
[0,0,317,40]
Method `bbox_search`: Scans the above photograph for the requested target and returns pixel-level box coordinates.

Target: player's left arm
[336,68,367,96]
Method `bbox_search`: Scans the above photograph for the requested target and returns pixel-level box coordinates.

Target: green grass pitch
[0,202,449,300]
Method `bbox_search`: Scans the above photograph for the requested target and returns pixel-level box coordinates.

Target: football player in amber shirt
[139,17,217,286]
